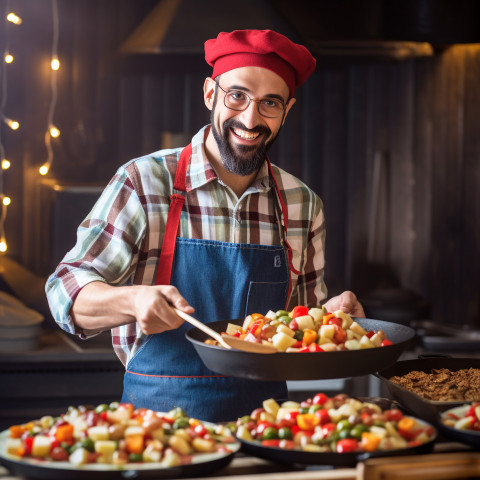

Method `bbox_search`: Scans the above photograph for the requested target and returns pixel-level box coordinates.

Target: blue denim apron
[122,143,296,422]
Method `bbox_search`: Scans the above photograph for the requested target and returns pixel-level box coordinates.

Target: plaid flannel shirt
[46,125,327,365]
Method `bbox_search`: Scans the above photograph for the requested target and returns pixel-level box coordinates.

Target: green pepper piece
[278,427,293,440]
[262,427,279,440]
[169,406,187,418]
[338,428,352,440]
[350,424,368,439]
[129,453,143,462]
[173,417,190,430]
[95,404,109,413]
[337,419,352,431]
[278,315,292,325]
[294,330,304,341]
[275,310,290,318]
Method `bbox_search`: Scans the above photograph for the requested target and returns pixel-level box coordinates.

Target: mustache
[223,118,271,137]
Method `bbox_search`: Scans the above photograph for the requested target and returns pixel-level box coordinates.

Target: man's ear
[204,77,216,110]
[281,97,296,126]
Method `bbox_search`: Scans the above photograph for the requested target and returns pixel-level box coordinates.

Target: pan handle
[418,353,452,359]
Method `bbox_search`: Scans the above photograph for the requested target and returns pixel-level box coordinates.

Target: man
[46,29,364,422]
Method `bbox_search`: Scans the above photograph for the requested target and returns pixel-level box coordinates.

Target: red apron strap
[154,144,192,285]
[266,158,301,309]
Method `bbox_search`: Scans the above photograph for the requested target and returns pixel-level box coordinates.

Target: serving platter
[238,417,437,467]
[186,318,415,381]
[0,427,240,480]
[375,356,480,423]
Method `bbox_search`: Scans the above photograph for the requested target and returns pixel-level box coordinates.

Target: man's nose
[238,101,261,129]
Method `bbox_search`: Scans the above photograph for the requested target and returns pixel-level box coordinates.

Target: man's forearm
[71,281,139,332]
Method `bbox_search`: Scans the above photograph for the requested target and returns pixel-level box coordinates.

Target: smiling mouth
[232,127,260,140]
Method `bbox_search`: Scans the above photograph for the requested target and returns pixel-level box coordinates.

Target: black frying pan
[185,318,415,381]
[375,355,480,424]
[238,419,436,467]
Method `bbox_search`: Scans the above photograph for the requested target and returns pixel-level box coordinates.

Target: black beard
[210,114,278,176]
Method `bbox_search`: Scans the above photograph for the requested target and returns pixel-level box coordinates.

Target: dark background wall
[1,0,479,325]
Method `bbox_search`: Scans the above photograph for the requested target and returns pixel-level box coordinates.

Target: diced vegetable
[31,435,51,458]
[7,403,235,466]
[235,393,435,455]
[272,332,297,351]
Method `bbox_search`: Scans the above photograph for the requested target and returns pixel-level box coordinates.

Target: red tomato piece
[308,343,323,352]
[279,439,296,449]
[332,325,347,344]
[283,411,299,424]
[384,409,403,422]
[291,306,310,318]
[289,319,299,330]
[314,408,331,425]
[326,317,342,327]
[336,438,359,453]
[194,424,209,437]
[313,393,329,405]
[321,422,337,437]
[250,408,265,420]
[381,339,393,346]
[23,436,34,456]
[261,439,281,447]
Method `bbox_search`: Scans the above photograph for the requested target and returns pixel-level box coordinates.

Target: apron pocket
[246,280,289,316]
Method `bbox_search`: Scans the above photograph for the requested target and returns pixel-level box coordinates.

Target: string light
[49,125,60,137]
[0,2,23,254]
[51,56,59,71]
[41,0,60,176]
[3,116,19,130]
[6,12,22,25]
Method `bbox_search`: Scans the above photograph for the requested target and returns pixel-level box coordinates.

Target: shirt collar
[187,125,273,194]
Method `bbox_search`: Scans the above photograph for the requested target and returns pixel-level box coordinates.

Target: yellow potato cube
[168,435,191,455]
[359,335,375,349]
[192,437,215,453]
[94,440,117,455]
[6,438,22,456]
[32,435,51,458]
[349,321,367,336]
[319,324,335,339]
[276,324,295,337]
[263,398,280,417]
[88,425,109,441]
[272,332,296,351]
[295,315,315,331]
[308,308,324,323]
[225,323,242,335]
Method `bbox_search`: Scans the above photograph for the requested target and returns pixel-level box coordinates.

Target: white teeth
[233,128,259,140]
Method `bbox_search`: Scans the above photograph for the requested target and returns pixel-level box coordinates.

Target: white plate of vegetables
[0,402,240,479]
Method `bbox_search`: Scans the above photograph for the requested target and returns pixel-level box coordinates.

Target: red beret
[204,30,316,97]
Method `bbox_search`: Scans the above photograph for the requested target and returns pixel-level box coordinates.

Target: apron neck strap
[266,157,302,277]
[154,144,191,285]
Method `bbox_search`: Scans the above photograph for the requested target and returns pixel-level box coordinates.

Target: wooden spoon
[174,308,277,354]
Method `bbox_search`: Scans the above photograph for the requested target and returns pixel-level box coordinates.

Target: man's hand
[133,285,194,335]
[323,291,365,317]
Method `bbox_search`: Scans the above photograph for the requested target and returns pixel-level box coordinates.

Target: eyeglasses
[215,81,286,118]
